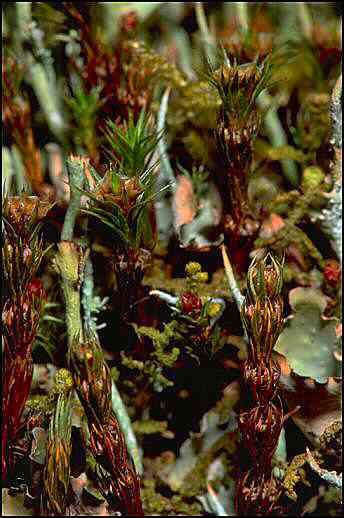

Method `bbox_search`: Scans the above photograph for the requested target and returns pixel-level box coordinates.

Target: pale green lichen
[319,420,342,451]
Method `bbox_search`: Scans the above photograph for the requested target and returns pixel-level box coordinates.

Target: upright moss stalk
[234,2,298,187]
[43,156,86,512]
[69,337,144,515]
[41,369,74,516]
[2,196,49,484]
[83,110,168,317]
[53,155,144,514]
[203,52,275,253]
[235,250,285,515]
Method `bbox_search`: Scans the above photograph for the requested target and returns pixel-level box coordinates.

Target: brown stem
[235,251,285,515]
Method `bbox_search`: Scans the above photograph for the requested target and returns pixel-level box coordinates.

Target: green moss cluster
[26,394,55,415]
[133,420,169,435]
[121,320,181,390]
[141,479,203,516]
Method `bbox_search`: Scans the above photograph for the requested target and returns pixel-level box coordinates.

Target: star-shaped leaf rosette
[80,109,170,315]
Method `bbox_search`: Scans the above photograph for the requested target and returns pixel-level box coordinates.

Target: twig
[82,255,97,337]
[155,87,176,241]
[54,242,86,347]
[236,2,249,33]
[297,3,313,40]
[205,483,229,516]
[111,382,143,475]
[157,88,175,188]
[2,9,8,38]
[221,243,248,340]
[2,148,13,196]
[149,289,178,306]
[15,3,67,142]
[221,245,244,311]
[195,2,217,66]
[172,27,195,80]
[61,157,84,241]
[11,145,31,194]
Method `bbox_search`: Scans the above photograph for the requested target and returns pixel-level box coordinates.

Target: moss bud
[185,262,202,276]
[194,271,208,283]
[301,166,325,191]
[54,368,74,394]
[207,302,221,318]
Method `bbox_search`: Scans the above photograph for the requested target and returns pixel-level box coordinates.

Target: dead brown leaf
[274,352,342,447]
[172,175,196,228]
